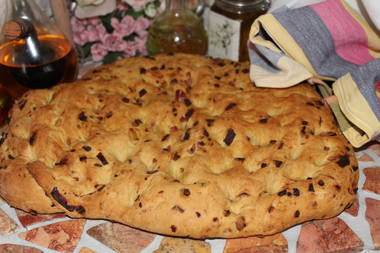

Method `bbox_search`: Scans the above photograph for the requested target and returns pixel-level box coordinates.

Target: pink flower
[91,43,108,62]
[95,23,107,41]
[116,2,129,11]
[111,16,136,38]
[122,41,138,57]
[88,17,101,26]
[134,16,151,37]
[134,35,148,55]
[85,27,101,42]
[70,17,86,33]
[122,0,151,11]
[73,30,90,46]
[101,33,128,51]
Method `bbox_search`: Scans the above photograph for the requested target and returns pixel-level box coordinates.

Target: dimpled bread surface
[0,53,358,238]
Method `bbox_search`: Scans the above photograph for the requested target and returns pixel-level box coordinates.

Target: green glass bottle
[147,0,208,55]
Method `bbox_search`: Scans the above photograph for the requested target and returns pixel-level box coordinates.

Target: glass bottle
[147,0,208,55]
[208,0,271,62]
[0,0,78,100]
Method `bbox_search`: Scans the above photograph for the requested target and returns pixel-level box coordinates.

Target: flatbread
[0,53,358,238]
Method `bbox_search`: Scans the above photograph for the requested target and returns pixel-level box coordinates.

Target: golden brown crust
[0,53,358,238]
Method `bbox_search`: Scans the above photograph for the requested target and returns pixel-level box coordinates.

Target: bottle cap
[3,21,24,40]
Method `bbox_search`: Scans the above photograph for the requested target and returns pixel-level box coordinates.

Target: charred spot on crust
[139,89,147,97]
[161,134,170,142]
[184,109,194,120]
[106,111,113,118]
[259,118,268,123]
[78,112,88,122]
[182,129,191,141]
[235,216,246,231]
[224,210,231,217]
[274,160,283,167]
[318,180,325,186]
[96,152,109,165]
[183,188,191,196]
[224,129,236,146]
[29,132,37,145]
[55,157,68,166]
[172,205,185,213]
[294,210,300,218]
[225,103,237,111]
[51,187,85,214]
[293,188,300,196]
[170,225,177,232]
[82,145,92,151]
[133,119,143,126]
[173,153,181,161]
[309,183,315,192]
[184,98,192,106]
[337,154,350,168]
[278,190,287,196]
[206,119,215,127]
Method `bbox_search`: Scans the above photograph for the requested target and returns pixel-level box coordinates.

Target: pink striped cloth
[248,0,380,147]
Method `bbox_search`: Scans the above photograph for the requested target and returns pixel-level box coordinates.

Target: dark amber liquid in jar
[210,1,269,62]
[0,34,78,99]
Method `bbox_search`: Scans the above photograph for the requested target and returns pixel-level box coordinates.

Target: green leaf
[123,33,137,41]
[153,0,161,8]
[100,12,116,33]
[125,7,144,19]
[102,52,121,64]
[82,42,95,59]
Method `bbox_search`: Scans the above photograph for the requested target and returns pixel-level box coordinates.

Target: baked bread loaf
[0,53,358,238]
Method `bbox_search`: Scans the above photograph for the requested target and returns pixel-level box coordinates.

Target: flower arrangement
[71,0,162,64]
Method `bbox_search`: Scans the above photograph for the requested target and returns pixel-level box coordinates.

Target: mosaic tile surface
[1,144,380,252]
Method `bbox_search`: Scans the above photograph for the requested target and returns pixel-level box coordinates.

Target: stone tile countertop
[1,141,380,253]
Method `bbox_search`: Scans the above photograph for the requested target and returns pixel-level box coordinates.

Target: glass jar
[0,0,78,99]
[208,0,271,62]
[147,0,208,55]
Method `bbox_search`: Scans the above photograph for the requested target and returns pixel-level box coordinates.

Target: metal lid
[215,0,271,13]
[217,0,270,8]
